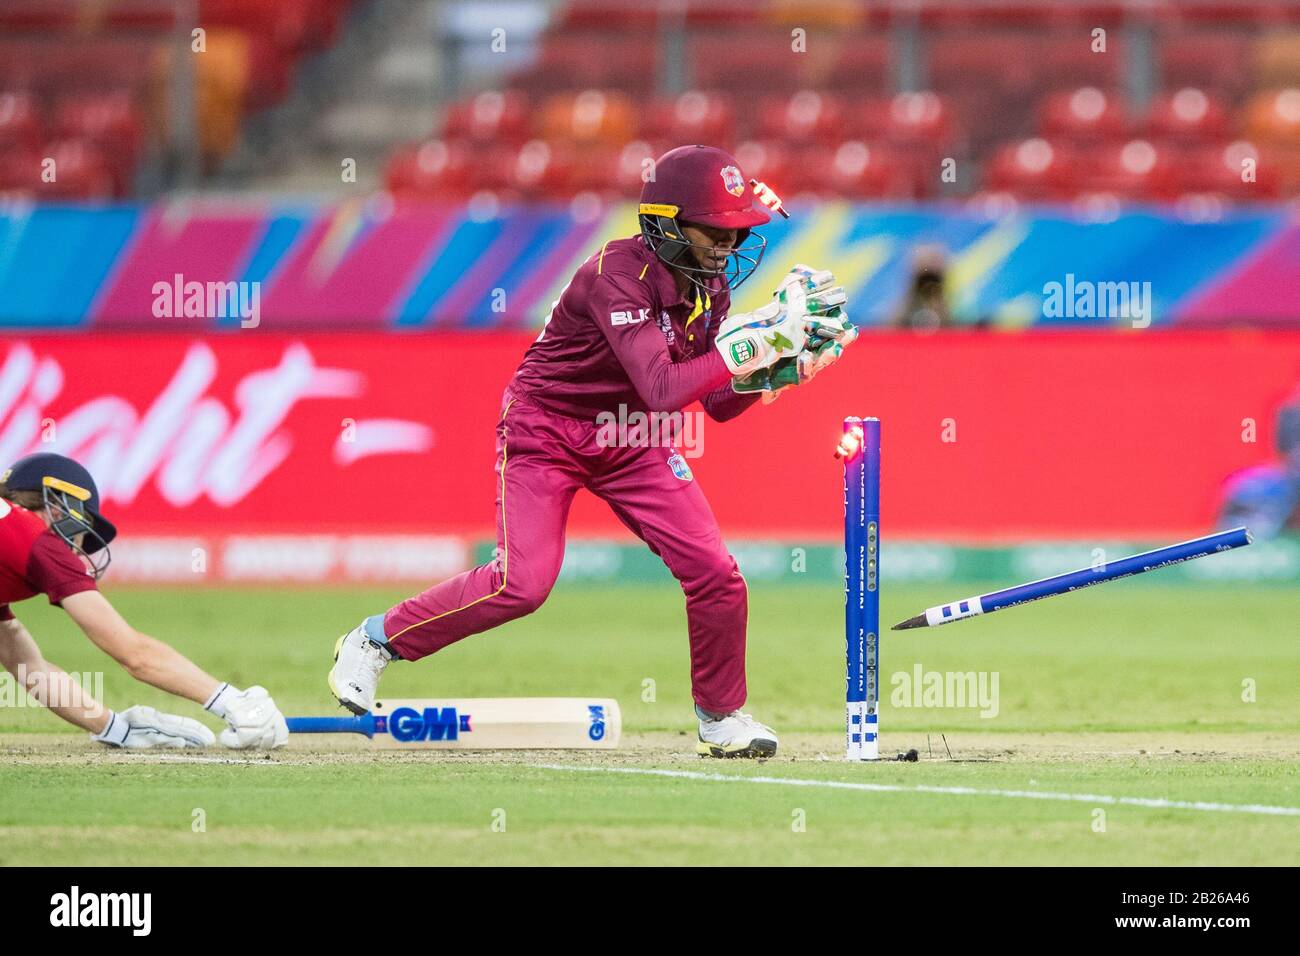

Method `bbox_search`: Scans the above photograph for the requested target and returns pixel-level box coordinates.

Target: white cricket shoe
[696,708,779,758]
[328,622,392,715]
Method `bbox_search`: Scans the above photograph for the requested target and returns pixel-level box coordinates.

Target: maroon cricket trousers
[381,387,749,713]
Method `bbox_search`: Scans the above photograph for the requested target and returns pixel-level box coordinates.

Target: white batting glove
[92,705,216,749]
[206,683,289,750]
[714,300,807,375]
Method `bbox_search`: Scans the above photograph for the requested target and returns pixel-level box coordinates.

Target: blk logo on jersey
[611,308,651,326]
[668,453,693,481]
[720,165,745,197]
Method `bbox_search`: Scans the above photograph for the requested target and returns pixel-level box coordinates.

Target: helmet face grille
[42,483,111,579]
[639,212,767,293]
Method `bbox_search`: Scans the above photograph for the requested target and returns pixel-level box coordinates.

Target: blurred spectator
[1218,391,1300,538]
[892,245,953,331]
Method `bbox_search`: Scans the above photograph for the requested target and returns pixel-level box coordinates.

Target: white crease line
[531,764,1300,818]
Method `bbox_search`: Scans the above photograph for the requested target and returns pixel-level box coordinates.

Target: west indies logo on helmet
[638,145,783,295]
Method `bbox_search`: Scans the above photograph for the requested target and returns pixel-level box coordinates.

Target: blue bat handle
[286,715,377,738]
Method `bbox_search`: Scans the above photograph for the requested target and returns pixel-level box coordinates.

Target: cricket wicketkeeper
[0,453,289,750]
[331,145,855,757]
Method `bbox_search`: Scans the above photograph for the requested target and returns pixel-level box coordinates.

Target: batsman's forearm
[19,660,112,732]
[635,349,733,413]
[0,624,110,732]
[119,632,221,705]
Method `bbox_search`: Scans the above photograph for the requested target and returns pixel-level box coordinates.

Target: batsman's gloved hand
[714,300,807,375]
[205,683,289,750]
[91,705,216,749]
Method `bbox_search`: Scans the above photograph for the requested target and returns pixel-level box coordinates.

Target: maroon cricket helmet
[638,145,771,291]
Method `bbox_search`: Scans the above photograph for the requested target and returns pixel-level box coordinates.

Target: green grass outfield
[2,583,1298,865]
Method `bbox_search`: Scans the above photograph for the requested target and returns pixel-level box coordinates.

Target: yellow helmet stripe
[638,203,681,218]
[42,476,92,501]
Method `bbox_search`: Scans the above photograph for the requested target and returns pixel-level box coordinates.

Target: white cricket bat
[286,697,621,749]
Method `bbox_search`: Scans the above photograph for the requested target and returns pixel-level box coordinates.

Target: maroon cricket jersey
[0,501,98,620]
[510,235,758,422]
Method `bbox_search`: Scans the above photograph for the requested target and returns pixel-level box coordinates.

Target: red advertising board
[1,332,1296,549]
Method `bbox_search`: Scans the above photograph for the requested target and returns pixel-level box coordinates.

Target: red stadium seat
[884,91,961,172]
[1158,31,1253,103]
[528,34,657,95]
[640,91,737,147]
[1251,31,1300,93]
[30,139,115,199]
[0,146,41,191]
[886,92,955,144]
[794,140,916,199]
[927,33,1035,98]
[442,90,531,145]
[567,143,624,197]
[842,95,893,141]
[0,92,42,152]
[1146,88,1230,142]
[200,0,319,53]
[984,137,1085,200]
[688,34,801,92]
[928,30,1122,110]
[1246,88,1300,143]
[1033,33,1125,90]
[754,90,844,142]
[732,140,795,196]
[1039,87,1129,144]
[611,140,665,198]
[502,139,579,200]
[1086,138,1179,200]
[54,92,144,195]
[822,35,892,93]
[557,0,661,30]
[384,140,476,200]
[538,90,638,146]
[1176,140,1281,200]
[1262,143,1300,196]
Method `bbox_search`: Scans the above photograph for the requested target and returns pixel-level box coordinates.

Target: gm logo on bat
[385,707,471,742]
[587,704,608,741]
[380,704,611,742]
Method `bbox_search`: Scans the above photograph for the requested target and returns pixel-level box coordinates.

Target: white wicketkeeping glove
[205,684,289,750]
[714,299,808,375]
[91,705,216,749]
[774,264,847,319]
[733,265,857,403]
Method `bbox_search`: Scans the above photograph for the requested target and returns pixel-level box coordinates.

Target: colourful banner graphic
[0,201,1294,328]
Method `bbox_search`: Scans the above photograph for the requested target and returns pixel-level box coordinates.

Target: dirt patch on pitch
[2,729,1298,768]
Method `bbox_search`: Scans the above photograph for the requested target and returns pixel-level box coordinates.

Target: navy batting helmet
[1,453,116,578]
